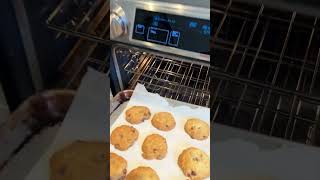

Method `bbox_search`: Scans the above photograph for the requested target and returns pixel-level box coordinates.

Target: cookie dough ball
[110,153,127,180]
[142,134,167,160]
[178,147,210,180]
[184,118,210,140]
[126,166,160,180]
[151,112,176,131]
[50,141,108,180]
[111,125,139,151]
[125,106,151,124]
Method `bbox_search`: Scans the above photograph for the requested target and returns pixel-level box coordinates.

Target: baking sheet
[24,68,108,180]
[110,83,210,180]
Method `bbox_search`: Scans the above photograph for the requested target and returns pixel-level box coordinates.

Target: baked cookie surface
[178,147,210,180]
[125,106,151,124]
[151,112,176,131]
[110,153,127,180]
[184,118,210,140]
[110,125,139,151]
[50,141,108,180]
[126,166,160,180]
[142,134,167,160]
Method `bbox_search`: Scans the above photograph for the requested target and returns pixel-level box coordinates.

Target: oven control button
[110,12,128,39]
[168,31,180,46]
[135,24,145,34]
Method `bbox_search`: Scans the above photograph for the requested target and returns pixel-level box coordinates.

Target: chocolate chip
[193,157,200,162]
[191,171,197,176]
[123,169,127,175]
[153,149,158,153]
[120,135,123,138]
[165,124,169,128]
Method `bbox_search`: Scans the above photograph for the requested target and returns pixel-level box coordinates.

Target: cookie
[151,112,176,131]
[111,125,139,151]
[50,141,108,180]
[126,166,160,180]
[110,153,127,180]
[125,106,151,124]
[142,134,167,160]
[178,147,210,180]
[184,118,210,140]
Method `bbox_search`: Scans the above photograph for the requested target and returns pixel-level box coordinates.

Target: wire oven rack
[116,46,211,108]
[47,0,111,44]
[58,41,110,89]
[212,0,320,146]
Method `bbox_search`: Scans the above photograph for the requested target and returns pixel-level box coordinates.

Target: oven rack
[212,0,320,145]
[119,47,211,108]
[58,42,110,89]
[46,0,111,44]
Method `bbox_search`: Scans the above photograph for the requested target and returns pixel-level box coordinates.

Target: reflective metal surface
[110,0,210,61]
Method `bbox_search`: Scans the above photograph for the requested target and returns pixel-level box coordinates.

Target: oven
[109,0,211,109]
[212,0,320,147]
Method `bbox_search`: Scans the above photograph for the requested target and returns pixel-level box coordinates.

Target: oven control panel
[110,0,210,62]
[132,9,210,56]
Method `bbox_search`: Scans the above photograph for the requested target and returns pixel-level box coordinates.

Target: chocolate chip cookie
[151,112,176,131]
[50,141,108,180]
[184,118,210,140]
[178,147,210,180]
[126,166,160,180]
[142,134,167,160]
[110,153,127,180]
[111,125,139,151]
[125,106,151,124]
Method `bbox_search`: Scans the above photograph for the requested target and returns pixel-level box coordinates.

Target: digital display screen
[132,9,210,55]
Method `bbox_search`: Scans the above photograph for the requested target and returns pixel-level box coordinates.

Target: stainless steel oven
[212,0,320,147]
[109,0,211,108]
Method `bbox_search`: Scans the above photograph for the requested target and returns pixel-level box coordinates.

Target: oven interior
[46,0,111,89]
[109,45,211,107]
[212,0,320,146]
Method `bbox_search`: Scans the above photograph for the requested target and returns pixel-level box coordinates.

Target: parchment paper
[24,68,108,180]
[110,83,210,180]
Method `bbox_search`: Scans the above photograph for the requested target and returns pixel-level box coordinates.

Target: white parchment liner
[110,84,210,180]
